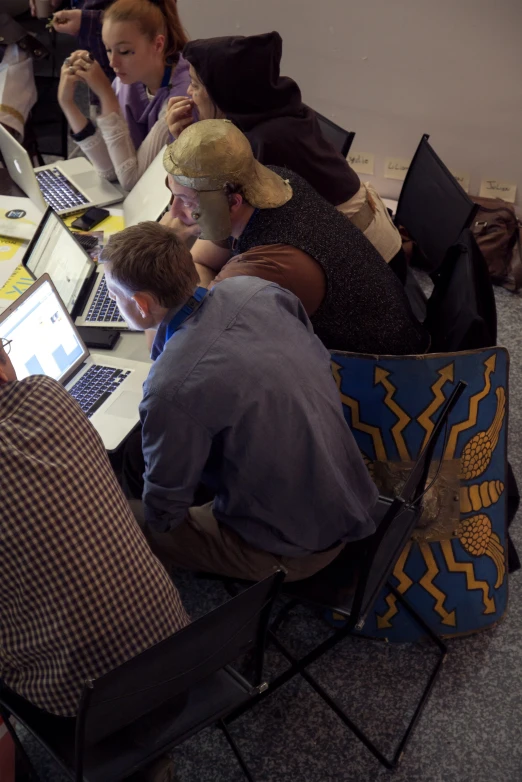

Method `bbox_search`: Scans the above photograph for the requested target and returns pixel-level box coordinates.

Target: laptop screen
[0,277,87,382]
[25,210,93,313]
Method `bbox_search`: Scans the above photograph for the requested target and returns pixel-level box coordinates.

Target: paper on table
[0,196,43,225]
[347,152,374,176]
[479,179,517,204]
[0,195,44,288]
[0,265,34,300]
[0,196,43,239]
[0,236,24,262]
[0,239,28,294]
[384,158,410,181]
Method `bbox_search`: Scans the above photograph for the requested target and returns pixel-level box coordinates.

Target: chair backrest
[425,228,497,352]
[315,111,355,157]
[78,570,284,745]
[350,383,466,628]
[395,134,478,273]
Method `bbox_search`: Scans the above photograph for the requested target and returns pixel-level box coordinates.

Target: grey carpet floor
[19,279,522,782]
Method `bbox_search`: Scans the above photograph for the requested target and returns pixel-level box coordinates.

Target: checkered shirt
[0,376,189,717]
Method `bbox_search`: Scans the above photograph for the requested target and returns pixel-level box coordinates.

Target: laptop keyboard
[86,276,126,323]
[69,364,130,418]
[36,168,89,212]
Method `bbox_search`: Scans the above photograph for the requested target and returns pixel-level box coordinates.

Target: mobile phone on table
[76,326,120,350]
[71,207,110,232]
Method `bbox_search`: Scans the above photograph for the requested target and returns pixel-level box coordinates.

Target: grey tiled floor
[21,282,522,781]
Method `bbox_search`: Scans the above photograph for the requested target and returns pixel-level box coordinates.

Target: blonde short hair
[101,221,198,308]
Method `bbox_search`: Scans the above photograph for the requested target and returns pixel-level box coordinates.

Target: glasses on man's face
[1,338,12,356]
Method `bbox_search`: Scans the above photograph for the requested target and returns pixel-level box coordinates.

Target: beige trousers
[133,501,344,583]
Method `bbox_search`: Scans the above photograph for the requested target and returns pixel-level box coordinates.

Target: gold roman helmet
[163,119,292,241]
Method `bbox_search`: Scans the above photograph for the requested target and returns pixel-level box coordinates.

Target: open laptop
[121,145,171,227]
[22,207,125,329]
[0,123,122,216]
[0,275,150,451]
[22,150,171,328]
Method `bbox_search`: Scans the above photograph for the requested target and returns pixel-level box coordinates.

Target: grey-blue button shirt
[142,276,378,557]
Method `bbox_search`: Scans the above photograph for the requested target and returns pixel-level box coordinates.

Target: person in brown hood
[165,31,406,280]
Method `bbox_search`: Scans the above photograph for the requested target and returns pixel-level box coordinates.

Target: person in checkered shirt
[0,336,189,720]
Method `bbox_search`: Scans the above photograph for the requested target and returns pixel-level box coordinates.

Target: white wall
[178,0,522,206]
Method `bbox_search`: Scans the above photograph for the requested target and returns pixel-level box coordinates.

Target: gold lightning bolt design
[417,363,454,451]
[440,539,496,614]
[444,354,496,460]
[419,543,457,626]
[373,366,411,461]
[332,361,386,461]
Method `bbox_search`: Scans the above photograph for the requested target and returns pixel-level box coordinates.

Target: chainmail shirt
[233,167,428,354]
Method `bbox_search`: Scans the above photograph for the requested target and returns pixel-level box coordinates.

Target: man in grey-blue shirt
[102,222,378,582]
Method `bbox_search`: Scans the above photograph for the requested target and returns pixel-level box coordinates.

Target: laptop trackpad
[72,171,104,190]
[106,391,141,418]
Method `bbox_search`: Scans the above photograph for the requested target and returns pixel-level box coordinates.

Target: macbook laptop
[22,150,171,328]
[76,146,171,327]
[121,145,171,227]
[0,123,123,216]
[0,275,150,451]
[22,207,125,329]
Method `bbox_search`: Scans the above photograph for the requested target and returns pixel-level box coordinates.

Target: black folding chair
[395,134,478,274]
[315,111,355,158]
[426,228,497,352]
[225,381,466,770]
[0,570,285,782]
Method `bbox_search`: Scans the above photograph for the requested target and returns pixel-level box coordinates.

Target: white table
[109,330,151,364]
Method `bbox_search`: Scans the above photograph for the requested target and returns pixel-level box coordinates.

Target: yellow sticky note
[0,238,24,262]
[451,171,470,193]
[347,151,374,176]
[0,265,34,300]
[63,213,125,237]
[384,158,410,181]
[479,179,517,204]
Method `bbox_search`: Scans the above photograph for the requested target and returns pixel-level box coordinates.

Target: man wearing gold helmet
[163,119,428,355]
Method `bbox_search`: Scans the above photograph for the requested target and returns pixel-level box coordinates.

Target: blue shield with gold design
[331,348,509,641]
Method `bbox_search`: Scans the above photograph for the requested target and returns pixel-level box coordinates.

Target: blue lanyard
[161,64,173,89]
[165,287,207,343]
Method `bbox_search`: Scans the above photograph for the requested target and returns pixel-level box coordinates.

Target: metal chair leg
[270,616,445,769]
[385,583,447,763]
[218,720,255,782]
[228,589,447,770]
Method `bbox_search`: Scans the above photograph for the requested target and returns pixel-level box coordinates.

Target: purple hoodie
[113,53,191,150]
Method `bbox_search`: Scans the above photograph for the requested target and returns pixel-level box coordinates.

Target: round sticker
[5,209,26,219]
